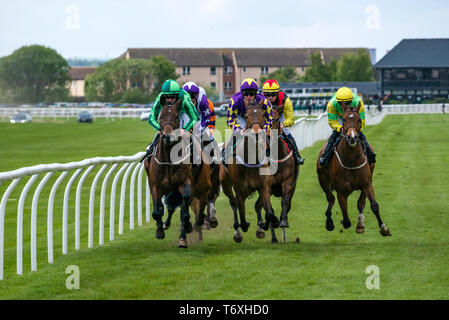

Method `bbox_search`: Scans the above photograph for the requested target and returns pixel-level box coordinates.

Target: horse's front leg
[356,191,367,234]
[151,186,165,240]
[337,191,351,229]
[178,181,193,248]
[364,184,391,237]
[259,186,279,231]
[254,196,265,239]
[280,182,295,228]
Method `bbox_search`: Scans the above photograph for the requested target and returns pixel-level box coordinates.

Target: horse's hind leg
[163,208,175,230]
[364,184,391,237]
[254,196,265,239]
[337,191,351,229]
[356,191,367,234]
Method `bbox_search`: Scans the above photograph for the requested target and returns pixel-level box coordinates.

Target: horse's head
[341,102,362,147]
[245,99,265,133]
[159,99,182,147]
[271,104,284,131]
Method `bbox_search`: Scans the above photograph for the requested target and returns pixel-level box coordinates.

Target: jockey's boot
[145,132,160,161]
[319,130,340,168]
[283,132,305,165]
[359,131,376,164]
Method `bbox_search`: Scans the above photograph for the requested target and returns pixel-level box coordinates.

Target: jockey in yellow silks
[319,87,376,167]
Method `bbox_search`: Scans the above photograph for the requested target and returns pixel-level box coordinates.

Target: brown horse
[144,100,211,248]
[219,100,278,243]
[316,103,391,236]
[255,104,299,243]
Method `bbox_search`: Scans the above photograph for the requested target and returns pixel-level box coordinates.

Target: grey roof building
[375,39,449,102]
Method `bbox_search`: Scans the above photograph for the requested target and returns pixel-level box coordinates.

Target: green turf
[0,114,448,299]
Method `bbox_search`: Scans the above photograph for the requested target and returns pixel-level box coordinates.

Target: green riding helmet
[161,79,181,96]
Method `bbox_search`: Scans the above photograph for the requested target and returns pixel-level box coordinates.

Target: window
[243,67,246,72]
[182,66,190,75]
[225,66,233,74]
[261,66,269,75]
[210,66,216,75]
[210,82,216,89]
[224,82,233,91]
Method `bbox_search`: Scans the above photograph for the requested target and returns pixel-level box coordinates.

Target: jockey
[227,78,273,131]
[262,79,304,165]
[183,81,220,164]
[145,79,200,160]
[182,81,216,135]
[222,78,274,163]
[319,87,376,167]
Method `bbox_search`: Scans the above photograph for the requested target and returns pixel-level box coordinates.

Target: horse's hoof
[271,238,278,244]
[241,222,250,232]
[177,238,188,248]
[326,220,335,231]
[380,226,392,237]
[341,220,351,229]
[183,221,193,234]
[208,217,218,228]
[270,215,280,229]
[256,228,265,239]
[233,232,243,243]
[356,224,365,234]
[202,220,211,230]
[155,229,165,240]
[280,220,289,228]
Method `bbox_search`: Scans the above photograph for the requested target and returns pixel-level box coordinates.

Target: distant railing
[0,107,151,120]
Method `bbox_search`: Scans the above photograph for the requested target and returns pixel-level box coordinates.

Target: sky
[1,0,448,62]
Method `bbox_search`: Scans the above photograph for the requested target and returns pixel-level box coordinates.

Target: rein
[334,148,367,170]
[153,143,190,166]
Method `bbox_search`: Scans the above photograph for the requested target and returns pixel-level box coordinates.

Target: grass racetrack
[0,114,448,299]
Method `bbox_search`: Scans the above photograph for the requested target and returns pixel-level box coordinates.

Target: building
[279,81,380,108]
[69,67,96,101]
[375,39,449,103]
[120,47,373,100]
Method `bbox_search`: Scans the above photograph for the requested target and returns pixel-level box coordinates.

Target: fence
[0,107,151,121]
[0,104,442,279]
[0,152,148,280]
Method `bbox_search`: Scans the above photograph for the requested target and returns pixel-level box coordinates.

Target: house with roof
[69,67,97,101]
[121,47,372,100]
[375,39,449,102]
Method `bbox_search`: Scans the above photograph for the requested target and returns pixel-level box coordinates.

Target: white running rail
[0,152,148,280]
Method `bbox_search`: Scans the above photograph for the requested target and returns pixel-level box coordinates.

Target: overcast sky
[1,0,448,62]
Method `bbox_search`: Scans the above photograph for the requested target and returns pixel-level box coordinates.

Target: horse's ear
[258,99,264,107]
[356,101,361,112]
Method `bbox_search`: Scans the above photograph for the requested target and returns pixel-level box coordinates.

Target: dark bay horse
[255,104,299,243]
[316,103,391,236]
[144,100,211,248]
[219,100,278,243]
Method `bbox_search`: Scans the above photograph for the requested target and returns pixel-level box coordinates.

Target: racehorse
[255,104,299,243]
[144,100,211,248]
[316,102,391,236]
[219,100,278,243]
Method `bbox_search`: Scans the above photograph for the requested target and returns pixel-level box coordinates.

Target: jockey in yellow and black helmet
[262,79,304,165]
[319,87,376,167]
